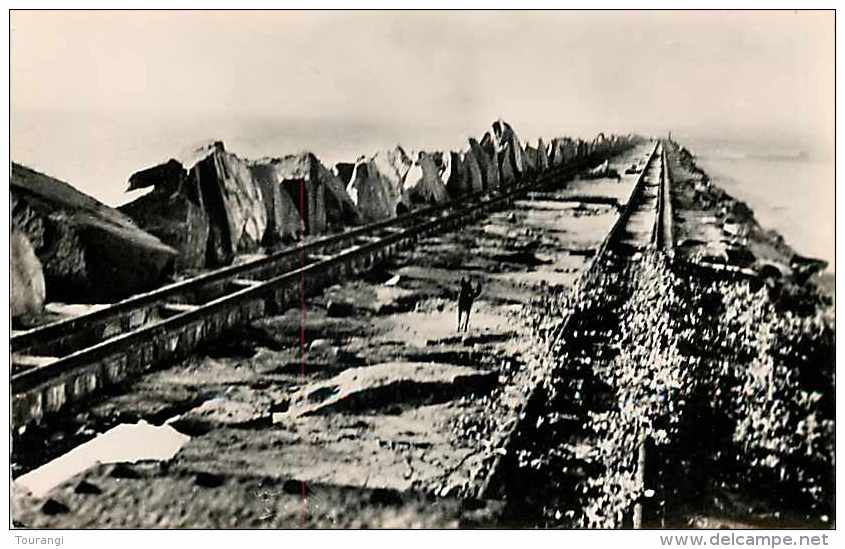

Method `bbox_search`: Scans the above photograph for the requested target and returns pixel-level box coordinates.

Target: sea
[677,136,835,274]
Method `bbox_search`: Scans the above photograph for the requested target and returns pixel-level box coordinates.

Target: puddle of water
[14,421,190,498]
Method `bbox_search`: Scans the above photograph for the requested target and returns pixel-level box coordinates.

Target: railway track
[593,140,668,261]
[10,148,629,429]
[478,139,672,503]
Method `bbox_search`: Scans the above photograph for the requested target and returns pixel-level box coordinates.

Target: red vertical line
[299,179,307,526]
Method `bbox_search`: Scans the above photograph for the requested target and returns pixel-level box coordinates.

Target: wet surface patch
[15,422,189,498]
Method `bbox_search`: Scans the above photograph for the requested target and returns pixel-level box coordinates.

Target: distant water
[679,137,835,273]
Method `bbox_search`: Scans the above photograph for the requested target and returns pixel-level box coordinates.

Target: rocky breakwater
[10,163,177,308]
[121,142,362,271]
[12,122,640,320]
[345,145,465,221]
[548,136,590,167]
[343,119,540,221]
[522,138,551,177]
[121,141,268,269]
[353,122,646,222]
[22,115,618,310]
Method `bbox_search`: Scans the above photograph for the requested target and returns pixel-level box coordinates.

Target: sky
[10,10,835,206]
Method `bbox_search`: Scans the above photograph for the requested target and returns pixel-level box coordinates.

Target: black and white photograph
[5,5,837,535]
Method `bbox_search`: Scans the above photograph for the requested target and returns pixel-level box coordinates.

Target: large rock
[500,153,517,185]
[346,146,414,221]
[440,151,456,195]
[547,138,561,167]
[316,158,363,230]
[550,138,564,166]
[465,141,482,189]
[252,152,361,236]
[476,135,501,190]
[193,142,267,265]
[371,145,414,209]
[578,138,590,158]
[10,230,46,320]
[461,148,485,194]
[404,151,449,205]
[548,137,581,167]
[537,138,550,171]
[444,151,475,198]
[120,160,210,271]
[247,161,303,244]
[591,133,610,155]
[333,162,356,187]
[12,163,177,303]
[522,144,539,175]
[123,141,267,268]
[547,134,636,167]
[491,119,525,185]
[347,160,394,222]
